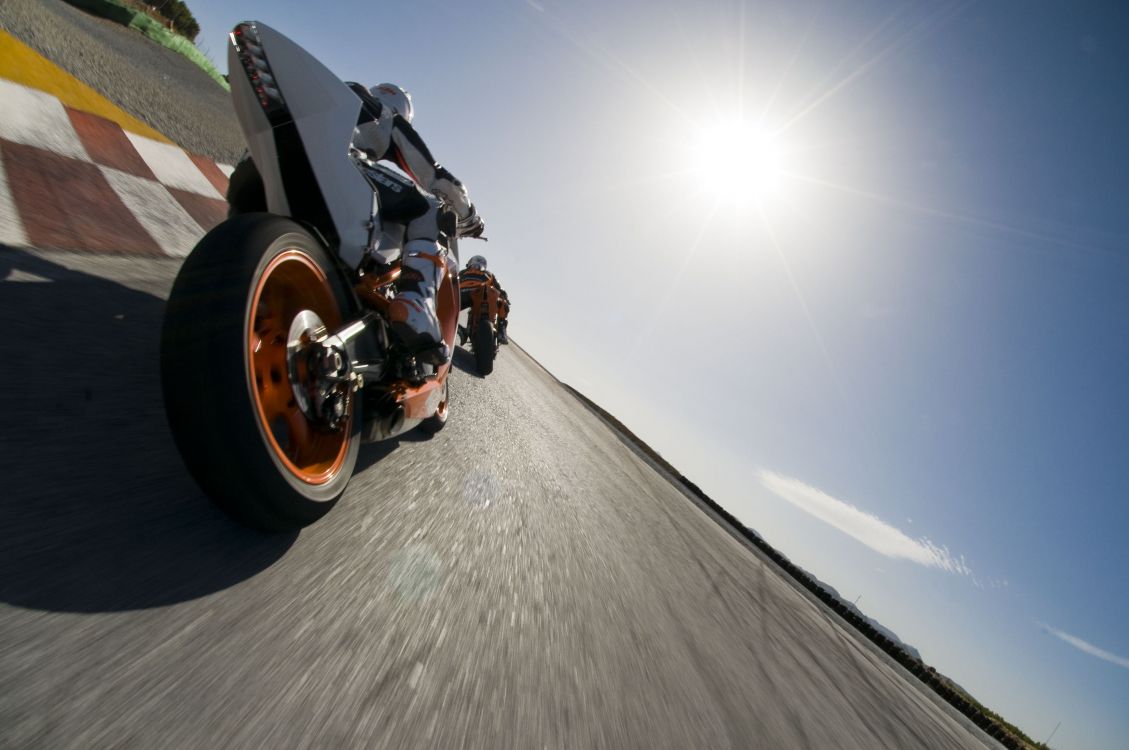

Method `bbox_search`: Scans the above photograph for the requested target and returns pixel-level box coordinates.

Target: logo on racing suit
[368,169,404,193]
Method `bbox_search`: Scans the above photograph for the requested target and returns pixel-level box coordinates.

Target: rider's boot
[389,240,449,366]
[497,318,509,345]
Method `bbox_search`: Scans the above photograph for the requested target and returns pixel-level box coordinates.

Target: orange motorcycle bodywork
[460,278,500,330]
[355,256,459,424]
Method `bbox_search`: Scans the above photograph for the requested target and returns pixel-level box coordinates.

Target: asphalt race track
[0,5,998,747]
[0,246,994,749]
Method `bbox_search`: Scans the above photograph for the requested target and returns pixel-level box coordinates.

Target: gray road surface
[0,246,991,749]
[0,0,245,163]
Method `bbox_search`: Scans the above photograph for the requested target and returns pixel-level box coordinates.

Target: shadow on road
[451,345,483,378]
[0,247,296,613]
[354,428,430,472]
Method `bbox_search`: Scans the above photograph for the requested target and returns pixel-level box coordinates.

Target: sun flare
[692,120,788,202]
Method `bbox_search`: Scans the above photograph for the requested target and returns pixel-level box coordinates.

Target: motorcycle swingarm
[322,312,387,383]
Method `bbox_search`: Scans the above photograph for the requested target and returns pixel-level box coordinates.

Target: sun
[691,119,788,203]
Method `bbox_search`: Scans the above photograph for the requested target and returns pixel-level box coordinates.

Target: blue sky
[188,2,1129,747]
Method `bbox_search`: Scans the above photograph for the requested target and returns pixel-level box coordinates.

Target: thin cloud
[1040,623,1129,670]
[970,576,1008,591]
[759,470,972,575]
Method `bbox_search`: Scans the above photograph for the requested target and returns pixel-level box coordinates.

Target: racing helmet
[466,255,487,271]
[369,83,414,123]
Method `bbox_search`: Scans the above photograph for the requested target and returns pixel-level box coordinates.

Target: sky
[188,2,1129,747]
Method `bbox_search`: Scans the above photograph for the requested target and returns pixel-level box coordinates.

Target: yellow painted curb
[0,29,172,143]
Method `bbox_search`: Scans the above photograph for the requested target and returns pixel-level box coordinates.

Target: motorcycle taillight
[230,22,289,125]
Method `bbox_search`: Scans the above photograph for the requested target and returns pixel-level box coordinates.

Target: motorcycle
[457,275,502,375]
[160,21,478,531]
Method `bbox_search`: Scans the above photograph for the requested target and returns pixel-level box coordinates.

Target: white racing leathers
[349,84,472,357]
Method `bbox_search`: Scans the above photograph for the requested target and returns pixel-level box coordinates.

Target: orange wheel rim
[247,250,349,485]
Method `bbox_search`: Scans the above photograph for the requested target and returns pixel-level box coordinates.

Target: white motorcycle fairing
[227,21,375,269]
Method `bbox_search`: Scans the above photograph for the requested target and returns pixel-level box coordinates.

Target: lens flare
[692,120,786,202]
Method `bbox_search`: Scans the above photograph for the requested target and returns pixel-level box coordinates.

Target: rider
[350,82,485,365]
[459,255,510,344]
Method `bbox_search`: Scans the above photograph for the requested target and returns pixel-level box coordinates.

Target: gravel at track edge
[0,0,245,163]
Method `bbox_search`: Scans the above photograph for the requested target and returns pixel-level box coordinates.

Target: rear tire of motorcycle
[473,317,495,376]
[161,213,360,532]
